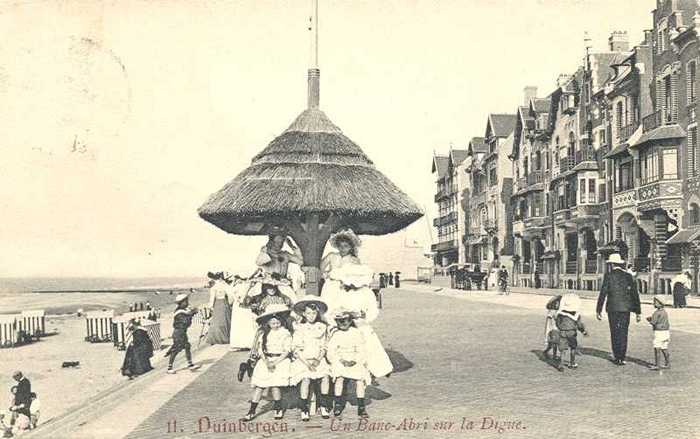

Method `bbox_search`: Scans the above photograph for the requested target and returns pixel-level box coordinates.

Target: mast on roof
[307,0,320,109]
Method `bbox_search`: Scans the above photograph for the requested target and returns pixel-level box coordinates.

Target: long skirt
[357,324,393,378]
[121,344,153,377]
[673,284,687,308]
[229,304,257,350]
[330,358,371,383]
[206,297,231,345]
[251,356,292,388]
[320,279,343,318]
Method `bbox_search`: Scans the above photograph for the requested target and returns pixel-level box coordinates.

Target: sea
[0,277,206,294]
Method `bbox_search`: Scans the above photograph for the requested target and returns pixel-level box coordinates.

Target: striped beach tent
[0,314,19,348]
[19,310,46,339]
[85,310,114,343]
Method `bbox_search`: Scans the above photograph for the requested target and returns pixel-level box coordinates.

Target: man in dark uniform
[165,294,199,374]
[10,371,31,419]
[596,253,641,365]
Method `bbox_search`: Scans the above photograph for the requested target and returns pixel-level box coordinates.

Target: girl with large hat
[243,304,293,421]
[320,229,362,312]
[255,225,304,297]
[330,264,394,380]
[290,296,332,421]
[326,308,371,417]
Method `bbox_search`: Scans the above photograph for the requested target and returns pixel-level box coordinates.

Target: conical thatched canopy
[198,105,423,236]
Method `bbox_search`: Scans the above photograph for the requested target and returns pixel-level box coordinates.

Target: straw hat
[256,304,291,325]
[334,264,374,289]
[333,307,359,321]
[293,295,328,315]
[559,293,581,313]
[175,293,189,303]
[329,229,362,250]
[606,253,625,265]
[653,295,667,306]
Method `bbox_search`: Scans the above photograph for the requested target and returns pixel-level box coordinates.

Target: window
[588,179,596,203]
[657,29,664,54]
[616,101,624,136]
[690,203,700,225]
[558,185,565,211]
[535,151,542,171]
[568,132,576,158]
[545,193,550,215]
[489,167,497,186]
[690,126,698,178]
[617,160,634,192]
[640,149,659,184]
[545,149,550,170]
[579,179,586,204]
[689,61,697,104]
[524,157,529,176]
[661,148,678,179]
[664,75,673,122]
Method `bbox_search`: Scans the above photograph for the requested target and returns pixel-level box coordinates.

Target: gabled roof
[530,98,551,115]
[467,137,488,155]
[589,52,630,92]
[450,149,469,166]
[486,114,517,138]
[431,155,449,177]
[511,106,532,159]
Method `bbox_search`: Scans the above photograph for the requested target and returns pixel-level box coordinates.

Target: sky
[0,0,653,277]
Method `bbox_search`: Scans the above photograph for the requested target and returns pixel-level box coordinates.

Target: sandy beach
[0,289,210,427]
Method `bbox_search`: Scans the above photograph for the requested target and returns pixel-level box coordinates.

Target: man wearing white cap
[596,253,641,366]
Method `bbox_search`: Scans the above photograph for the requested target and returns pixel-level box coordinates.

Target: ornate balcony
[565,260,577,274]
[618,122,639,143]
[431,240,457,253]
[559,156,575,172]
[637,180,683,211]
[483,218,497,232]
[661,256,682,272]
[527,170,544,185]
[642,109,677,132]
[612,189,637,210]
[434,187,451,202]
[433,212,458,227]
[575,147,596,164]
[584,259,597,274]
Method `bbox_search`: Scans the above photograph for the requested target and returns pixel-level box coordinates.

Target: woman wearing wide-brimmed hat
[255,226,303,294]
[205,271,234,345]
[228,272,260,351]
[290,296,332,421]
[320,229,362,312]
[330,263,394,379]
[243,304,293,421]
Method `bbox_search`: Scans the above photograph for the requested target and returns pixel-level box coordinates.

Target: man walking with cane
[596,253,641,366]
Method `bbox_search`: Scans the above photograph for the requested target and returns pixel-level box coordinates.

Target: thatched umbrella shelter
[198,3,423,295]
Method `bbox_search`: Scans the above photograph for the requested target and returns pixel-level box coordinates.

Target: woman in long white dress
[320,229,361,314]
[229,278,259,351]
[206,272,233,345]
[331,263,394,379]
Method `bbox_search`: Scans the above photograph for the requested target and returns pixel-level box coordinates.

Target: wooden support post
[287,213,341,296]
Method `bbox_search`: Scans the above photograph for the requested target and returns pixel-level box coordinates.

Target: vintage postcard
[0,0,698,438]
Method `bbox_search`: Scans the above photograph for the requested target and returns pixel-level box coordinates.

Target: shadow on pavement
[387,349,414,373]
[529,350,564,372]
[579,347,651,367]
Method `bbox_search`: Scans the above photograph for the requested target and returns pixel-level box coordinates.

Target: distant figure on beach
[9,371,31,420]
[165,294,199,374]
[394,271,401,288]
[121,320,154,379]
[206,272,233,345]
[388,272,394,286]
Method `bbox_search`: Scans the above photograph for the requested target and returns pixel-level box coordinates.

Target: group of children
[542,292,671,371]
[242,297,372,421]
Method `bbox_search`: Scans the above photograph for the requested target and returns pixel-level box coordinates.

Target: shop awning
[632,125,686,148]
[666,228,700,245]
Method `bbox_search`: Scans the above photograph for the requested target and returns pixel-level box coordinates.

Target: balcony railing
[483,218,497,230]
[559,156,575,172]
[434,187,451,202]
[522,262,531,274]
[516,177,527,191]
[575,147,596,164]
[634,257,650,272]
[618,122,639,143]
[584,259,597,274]
[565,260,577,274]
[527,170,544,185]
[661,256,682,272]
[642,109,677,132]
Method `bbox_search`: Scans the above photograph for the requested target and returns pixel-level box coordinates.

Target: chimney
[523,86,538,106]
[643,29,653,46]
[307,68,320,109]
[609,31,629,52]
[557,74,572,88]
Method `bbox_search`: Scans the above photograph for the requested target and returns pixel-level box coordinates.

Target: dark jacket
[596,267,641,314]
[14,377,32,417]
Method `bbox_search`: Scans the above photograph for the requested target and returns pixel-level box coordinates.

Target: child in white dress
[327,309,371,418]
[290,296,332,421]
[320,229,362,314]
[243,304,293,421]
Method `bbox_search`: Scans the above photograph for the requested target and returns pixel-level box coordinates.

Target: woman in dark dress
[121,320,154,378]
[672,271,691,308]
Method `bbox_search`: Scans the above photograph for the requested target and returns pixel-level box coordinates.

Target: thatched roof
[198,98,423,236]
